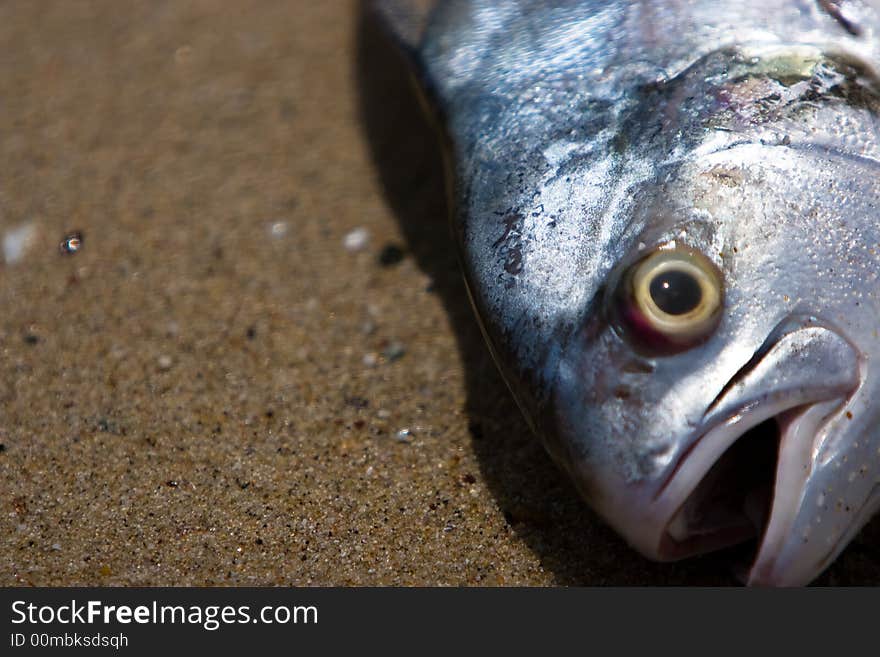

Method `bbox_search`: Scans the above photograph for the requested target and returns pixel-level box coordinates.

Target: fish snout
[631,318,865,582]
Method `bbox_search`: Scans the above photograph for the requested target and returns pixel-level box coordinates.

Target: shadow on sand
[352,3,880,585]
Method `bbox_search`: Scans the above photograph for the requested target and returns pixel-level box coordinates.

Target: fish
[374,0,880,585]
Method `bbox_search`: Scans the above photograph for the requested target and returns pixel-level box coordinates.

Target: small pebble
[378,243,405,266]
[51,543,62,551]
[59,231,84,255]
[362,352,379,367]
[383,341,406,362]
[3,222,38,265]
[343,227,369,252]
[377,409,391,419]
[174,44,193,64]
[157,355,173,371]
[395,428,413,442]
[268,221,289,238]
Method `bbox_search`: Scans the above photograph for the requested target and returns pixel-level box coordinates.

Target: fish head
[551,143,880,585]
[371,0,880,584]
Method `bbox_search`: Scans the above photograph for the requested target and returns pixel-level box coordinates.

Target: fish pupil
[649,269,702,316]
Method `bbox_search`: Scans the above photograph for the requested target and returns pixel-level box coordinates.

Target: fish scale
[377,0,880,585]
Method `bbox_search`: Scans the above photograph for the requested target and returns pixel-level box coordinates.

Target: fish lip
[652,399,772,505]
[746,480,880,586]
[743,395,876,587]
[647,397,817,560]
[648,388,864,566]
[647,400,832,563]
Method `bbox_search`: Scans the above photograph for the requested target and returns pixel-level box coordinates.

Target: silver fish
[376,0,880,585]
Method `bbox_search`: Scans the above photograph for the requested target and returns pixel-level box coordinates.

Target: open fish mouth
[638,318,864,584]
[655,396,845,576]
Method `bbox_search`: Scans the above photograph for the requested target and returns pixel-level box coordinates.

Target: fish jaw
[744,401,855,586]
[745,396,880,586]
[568,319,867,584]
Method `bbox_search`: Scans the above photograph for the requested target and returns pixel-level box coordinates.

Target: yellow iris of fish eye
[630,248,723,343]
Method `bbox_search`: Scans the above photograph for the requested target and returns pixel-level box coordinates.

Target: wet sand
[1,1,878,586]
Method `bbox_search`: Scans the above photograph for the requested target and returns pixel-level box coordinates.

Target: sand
[1,1,878,586]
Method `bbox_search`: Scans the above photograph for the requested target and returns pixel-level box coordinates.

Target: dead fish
[376,0,880,585]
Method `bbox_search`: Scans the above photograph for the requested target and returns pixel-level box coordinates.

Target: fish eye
[613,246,724,353]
